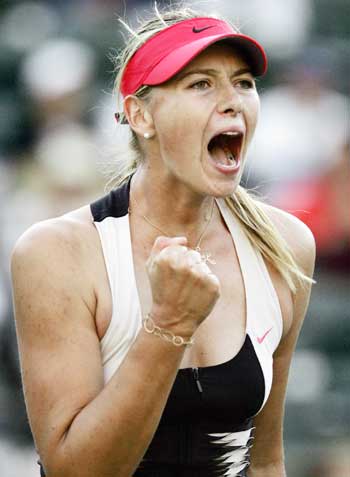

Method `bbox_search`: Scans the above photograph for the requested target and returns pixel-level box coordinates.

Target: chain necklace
[129,197,216,265]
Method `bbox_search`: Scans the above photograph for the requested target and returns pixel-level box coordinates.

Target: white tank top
[91,184,283,409]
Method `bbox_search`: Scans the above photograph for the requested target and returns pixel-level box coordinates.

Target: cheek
[154,99,206,156]
[245,94,260,142]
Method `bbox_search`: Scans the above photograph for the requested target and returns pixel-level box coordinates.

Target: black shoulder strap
[90,179,131,222]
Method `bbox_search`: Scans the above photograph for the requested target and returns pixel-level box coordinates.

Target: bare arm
[248,208,316,477]
[11,219,219,477]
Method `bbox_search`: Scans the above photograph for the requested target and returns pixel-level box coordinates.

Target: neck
[130,167,215,245]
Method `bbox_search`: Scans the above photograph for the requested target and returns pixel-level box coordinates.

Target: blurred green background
[0,1,349,476]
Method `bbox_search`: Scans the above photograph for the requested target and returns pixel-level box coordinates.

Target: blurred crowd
[0,1,349,476]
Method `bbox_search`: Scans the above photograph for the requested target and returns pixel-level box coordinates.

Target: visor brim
[144,33,267,87]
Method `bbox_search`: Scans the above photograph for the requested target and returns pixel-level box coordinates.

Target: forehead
[178,42,251,76]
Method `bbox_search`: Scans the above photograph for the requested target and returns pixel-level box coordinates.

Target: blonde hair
[109,4,313,293]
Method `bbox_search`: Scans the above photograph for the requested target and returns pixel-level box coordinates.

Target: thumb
[151,235,188,255]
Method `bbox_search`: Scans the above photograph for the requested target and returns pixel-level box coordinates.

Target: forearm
[45,330,185,477]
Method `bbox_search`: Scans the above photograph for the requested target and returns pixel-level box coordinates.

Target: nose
[217,84,242,117]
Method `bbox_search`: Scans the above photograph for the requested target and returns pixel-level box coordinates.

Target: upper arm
[11,219,104,463]
[250,207,316,469]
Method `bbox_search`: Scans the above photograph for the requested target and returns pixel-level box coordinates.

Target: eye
[190,80,211,90]
[237,78,255,90]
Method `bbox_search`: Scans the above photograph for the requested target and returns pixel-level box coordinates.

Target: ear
[123,95,154,138]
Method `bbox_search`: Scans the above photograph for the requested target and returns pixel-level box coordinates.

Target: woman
[11,6,315,477]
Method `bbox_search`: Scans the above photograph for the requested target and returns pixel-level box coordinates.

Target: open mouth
[207,131,243,169]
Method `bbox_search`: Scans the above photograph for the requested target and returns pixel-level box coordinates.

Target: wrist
[143,314,194,347]
[150,304,198,338]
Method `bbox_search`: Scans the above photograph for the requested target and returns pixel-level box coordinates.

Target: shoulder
[11,205,98,279]
[260,201,316,277]
[259,202,316,341]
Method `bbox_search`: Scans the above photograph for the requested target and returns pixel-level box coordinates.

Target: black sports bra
[135,334,264,476]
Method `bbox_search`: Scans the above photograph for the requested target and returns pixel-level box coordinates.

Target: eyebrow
[175,67,253,81]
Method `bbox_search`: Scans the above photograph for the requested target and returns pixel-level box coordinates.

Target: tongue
[210,145,234,165]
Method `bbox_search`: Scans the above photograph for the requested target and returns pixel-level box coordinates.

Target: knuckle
[212,281,221,297]
[154,235,168,246]
[189,266,202,280]
[153,253,168,270]
[156,251,179,272]
[188,249,201,261]
[157,247,172,261]
[206,273,220,290]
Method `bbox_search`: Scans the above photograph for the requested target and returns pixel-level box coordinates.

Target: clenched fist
[146,236,220,338]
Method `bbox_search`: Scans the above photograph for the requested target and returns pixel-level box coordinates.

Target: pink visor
[120,17,267,97]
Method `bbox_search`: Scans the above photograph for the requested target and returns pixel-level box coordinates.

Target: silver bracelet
[142,314,194,347]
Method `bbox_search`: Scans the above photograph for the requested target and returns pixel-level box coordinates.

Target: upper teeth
[222,131,240,136]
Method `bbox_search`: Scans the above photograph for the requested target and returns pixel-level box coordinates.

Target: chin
[205,165,244,196]
[201,175,241,199]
